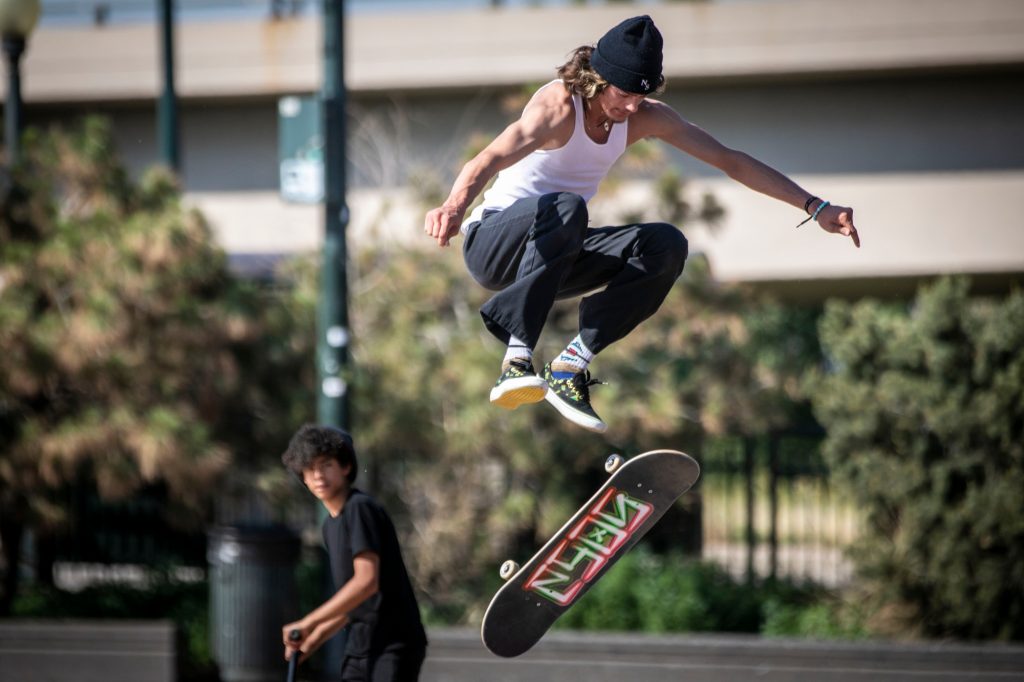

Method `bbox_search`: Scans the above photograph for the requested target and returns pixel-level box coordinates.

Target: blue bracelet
[796,200,830,228]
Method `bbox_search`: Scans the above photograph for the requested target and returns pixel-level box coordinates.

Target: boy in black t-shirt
[281,424,427,682]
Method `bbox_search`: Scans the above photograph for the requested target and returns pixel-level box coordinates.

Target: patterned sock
[503,335,533,368]
[551,336,594,376]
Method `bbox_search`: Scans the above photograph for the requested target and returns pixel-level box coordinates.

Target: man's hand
[282,621,308,661]
[282,616,347,663]
[424,204,464,248]
[292,622,334,663]
[817,204,860,248]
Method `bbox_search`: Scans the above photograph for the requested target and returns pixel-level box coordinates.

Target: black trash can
[208,524,300,682]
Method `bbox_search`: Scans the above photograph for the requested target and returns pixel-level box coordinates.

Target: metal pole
[768,435,779,582]
[318,0,349,430]
[315,3,351,673]
[2,35,25,164]
[158,0,180,172]
[744,437,756,584]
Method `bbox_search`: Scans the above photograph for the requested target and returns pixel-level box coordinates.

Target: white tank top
[463,80,628,230]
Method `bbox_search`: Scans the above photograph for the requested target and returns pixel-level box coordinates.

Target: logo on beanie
[641,79,650,91]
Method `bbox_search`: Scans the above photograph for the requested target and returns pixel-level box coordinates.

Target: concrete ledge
[0,620,175,682]
[11,0,1024,103]
[189,171,1024,287]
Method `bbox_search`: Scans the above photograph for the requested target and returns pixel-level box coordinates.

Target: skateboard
[481,449,700,658]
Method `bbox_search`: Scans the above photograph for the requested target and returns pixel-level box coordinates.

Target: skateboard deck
[481,449,700,657]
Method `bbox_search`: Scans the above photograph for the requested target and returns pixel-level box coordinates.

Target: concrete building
[8,0,1024,298]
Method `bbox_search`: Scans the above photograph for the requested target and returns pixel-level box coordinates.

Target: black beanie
[591,15,664,95]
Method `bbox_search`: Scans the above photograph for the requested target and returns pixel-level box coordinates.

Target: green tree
[808,277,1024,640]
[0,118,314,613]
[611,253,820,443]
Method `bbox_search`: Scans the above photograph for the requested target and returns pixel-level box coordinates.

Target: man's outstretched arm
[641,101,860,248]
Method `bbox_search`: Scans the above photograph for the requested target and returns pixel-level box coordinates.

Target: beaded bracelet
[796,200,830,228]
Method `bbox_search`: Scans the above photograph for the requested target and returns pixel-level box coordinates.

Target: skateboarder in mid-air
[280,425,427,681]
[424,15,860,434]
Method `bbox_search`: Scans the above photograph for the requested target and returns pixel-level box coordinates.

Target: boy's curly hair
[281,424,358,483]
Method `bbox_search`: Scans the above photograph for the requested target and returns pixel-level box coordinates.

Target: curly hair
[556,45,666,99]
[281,424,358,483]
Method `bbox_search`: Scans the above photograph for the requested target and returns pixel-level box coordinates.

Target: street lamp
[0,0,40,164]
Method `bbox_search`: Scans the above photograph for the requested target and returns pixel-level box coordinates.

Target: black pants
[340,644,426,682]
[462,192,688,353]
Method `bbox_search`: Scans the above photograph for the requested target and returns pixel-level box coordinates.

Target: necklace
[585,100,610,132]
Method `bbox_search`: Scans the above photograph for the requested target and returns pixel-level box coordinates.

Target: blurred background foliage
[809,278,1024,640]
[0,118,315,614]
[2,113,1022,670]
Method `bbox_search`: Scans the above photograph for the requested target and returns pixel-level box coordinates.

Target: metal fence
[43,432,859,590]
[52,483,208,567]
[699,433,861,587]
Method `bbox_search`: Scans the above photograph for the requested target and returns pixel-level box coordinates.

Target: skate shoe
[541,362,608,433]
[489,359,548,410]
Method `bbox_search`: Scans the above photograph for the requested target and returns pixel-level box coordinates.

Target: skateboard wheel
[499,560,519,580]
[604,454,624,473]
